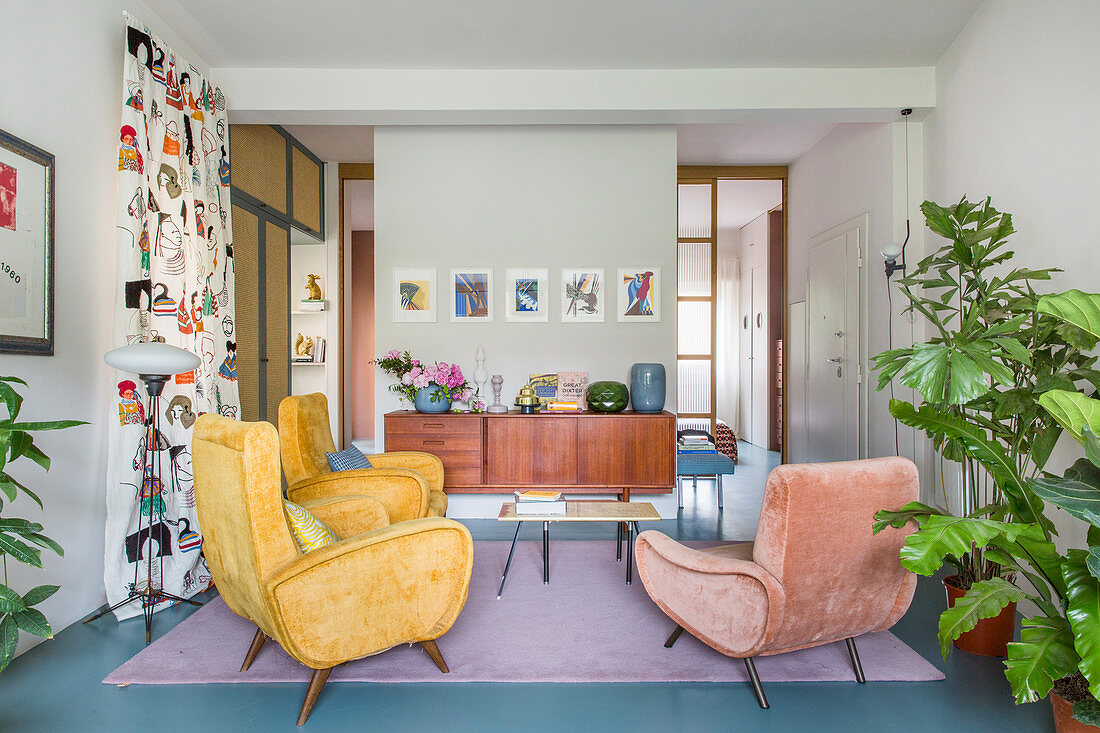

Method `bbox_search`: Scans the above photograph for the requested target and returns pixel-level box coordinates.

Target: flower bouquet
[376,349,484,412]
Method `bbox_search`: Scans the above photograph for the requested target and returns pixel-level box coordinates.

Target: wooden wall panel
[232,203,261,422]
[265,220,289,424]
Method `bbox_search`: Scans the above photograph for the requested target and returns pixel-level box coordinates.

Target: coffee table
[495,500,661,597]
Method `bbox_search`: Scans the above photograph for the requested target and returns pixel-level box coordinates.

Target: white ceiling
[717,180,783,231]
[281,122,837,165]
[148,0,981,70]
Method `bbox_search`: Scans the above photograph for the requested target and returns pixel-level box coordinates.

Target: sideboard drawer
[386,434,483,452]
[386,414,482,436]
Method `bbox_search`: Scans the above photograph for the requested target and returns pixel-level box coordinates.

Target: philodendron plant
[0,376,87,673]
[876,290,1100,725]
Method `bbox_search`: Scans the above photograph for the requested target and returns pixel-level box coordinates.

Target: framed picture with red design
[0,129,54,355]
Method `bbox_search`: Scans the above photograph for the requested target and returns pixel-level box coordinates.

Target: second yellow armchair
[278,393,448,521]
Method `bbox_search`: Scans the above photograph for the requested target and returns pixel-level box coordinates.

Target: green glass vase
[585,381,629,413]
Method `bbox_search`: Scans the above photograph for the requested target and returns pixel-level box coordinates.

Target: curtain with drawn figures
[105,17,238,619]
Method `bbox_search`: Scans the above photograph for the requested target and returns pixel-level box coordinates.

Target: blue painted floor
[0,442,1054,732]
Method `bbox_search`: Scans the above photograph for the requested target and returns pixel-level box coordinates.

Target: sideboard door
[577,416,675,488]
[486,418,578,486]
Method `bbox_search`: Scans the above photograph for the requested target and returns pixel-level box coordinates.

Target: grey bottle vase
[629,362,666,412]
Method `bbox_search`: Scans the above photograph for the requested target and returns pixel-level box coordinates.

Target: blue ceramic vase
[629,363,666,412]
[413,382,452,413]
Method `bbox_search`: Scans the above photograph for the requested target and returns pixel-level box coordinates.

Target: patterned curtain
[106,17,238,619]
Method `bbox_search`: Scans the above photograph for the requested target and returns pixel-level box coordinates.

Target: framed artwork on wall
[0,129,54,355]
[451,268,493,322]
[560,268,603,323]
[617,267,661,322]
[504,267,549,322]
[392,266,436,322]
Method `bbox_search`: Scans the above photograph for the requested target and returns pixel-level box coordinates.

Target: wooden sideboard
[384,410,676,495]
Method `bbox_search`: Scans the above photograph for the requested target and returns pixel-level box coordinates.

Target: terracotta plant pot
[1051,692,1100,733]
[943,575,1016,657]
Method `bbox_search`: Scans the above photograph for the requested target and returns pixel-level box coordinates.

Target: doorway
[676,167,788,460]
[339,165,375,451]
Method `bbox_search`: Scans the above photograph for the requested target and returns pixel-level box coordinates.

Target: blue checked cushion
[284,501,338,552]
[325,445,373,472]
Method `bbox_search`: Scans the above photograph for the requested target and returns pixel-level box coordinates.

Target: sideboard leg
[543,521,550,584]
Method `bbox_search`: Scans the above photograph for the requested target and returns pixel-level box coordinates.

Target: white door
[806,218,864,462]
[738,269,753,439]
[750,265,769,447]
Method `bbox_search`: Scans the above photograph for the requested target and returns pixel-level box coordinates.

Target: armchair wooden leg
[421,639,450,674]
[241,628,266,672]
[744,657,769,709]
[297,667,332,726]
[664,624,684,648]
[845,637,866,683]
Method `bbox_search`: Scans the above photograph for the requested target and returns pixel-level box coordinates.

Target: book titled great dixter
[557,371,588,409]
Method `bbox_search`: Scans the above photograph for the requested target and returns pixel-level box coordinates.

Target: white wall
[373,126,677,517]
[0,2,212,654]
[925,0,1100,545]
[715,227,739,431]
[787,123,926,488]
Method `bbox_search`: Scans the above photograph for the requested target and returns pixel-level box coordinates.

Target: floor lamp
[84,341,203,643]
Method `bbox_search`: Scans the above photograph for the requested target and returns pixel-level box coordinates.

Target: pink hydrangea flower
[385,349,401,360]
[412,373,431,389]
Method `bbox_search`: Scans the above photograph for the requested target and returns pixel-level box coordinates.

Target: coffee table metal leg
[543,521,550,585]
[718,474,724,511]
[677,476,683,509]
[497,521,523,599]
[626,521,636,584]
[617,521,623,562]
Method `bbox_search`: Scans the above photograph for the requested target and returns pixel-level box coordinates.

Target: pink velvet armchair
[636,456,919,709]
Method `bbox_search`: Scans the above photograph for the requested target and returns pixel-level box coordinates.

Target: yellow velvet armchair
[192,414,473,726]
[278,393,448,520]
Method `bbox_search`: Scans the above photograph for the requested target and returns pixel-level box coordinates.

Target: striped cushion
[325,445,373,472]
[284,501,338,552]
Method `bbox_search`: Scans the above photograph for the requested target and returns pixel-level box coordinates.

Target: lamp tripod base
[83,584,202,644]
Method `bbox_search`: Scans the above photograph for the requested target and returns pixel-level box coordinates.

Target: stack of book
[293,336,327,364]
[299,299,326,312]
[544,400,581,412]
[677,434,717,455]
[514,489,567,515]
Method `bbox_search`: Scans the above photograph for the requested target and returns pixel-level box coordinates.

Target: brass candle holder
[515,384,540,414]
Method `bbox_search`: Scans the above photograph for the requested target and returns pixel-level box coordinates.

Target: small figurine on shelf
[486,374,508,413]
[294,333,314,358]
[305,274,322,301]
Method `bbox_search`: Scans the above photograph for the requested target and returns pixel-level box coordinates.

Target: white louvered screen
[677,184,712,238]
[678,300,711,355]
[677,418,711,433]
[677,241,711,297]
[677,359,711,414]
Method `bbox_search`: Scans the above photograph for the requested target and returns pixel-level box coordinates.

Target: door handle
[826,357,842,363]
[756,313,763,328]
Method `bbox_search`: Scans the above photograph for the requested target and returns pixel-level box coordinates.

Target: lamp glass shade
[105,342,200,376]
[880,241,904,259]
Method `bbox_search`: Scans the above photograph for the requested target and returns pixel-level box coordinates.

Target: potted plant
[0,376,86,672]
[872,197,1097,655]
[877,290,1100,731]
[376,349,484,414]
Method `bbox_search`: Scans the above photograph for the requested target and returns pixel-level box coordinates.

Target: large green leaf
[1064,551,1100,700]
[0,518,44,534]
[1030,476,1100,528]
[22,533,62,557]
[6,420,87,432]
[20,585,58,607]
[11,607,51,638]
[938,577,1026,659]
[0,533,42,567]
[1089,547,1100,582]
[1039,390,1100,445]
[871,501,944,535]
[890,399,1048,529]
[899,514,1034,576]
[1039,290,1100,339]
[0,614,17,674]
[1073,698,1100,727]
[1004,616,1078,704]
[0,584,26,613]
[0,381,23,421]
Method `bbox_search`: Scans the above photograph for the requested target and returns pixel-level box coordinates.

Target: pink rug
[104,540,943,685]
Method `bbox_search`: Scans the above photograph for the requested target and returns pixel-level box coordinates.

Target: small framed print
[617,267,661,322]
[561,268,604,323]
[0,130,54,355]
[392,267,436,323]
[504,267,549,322]
[451,268,493,322]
